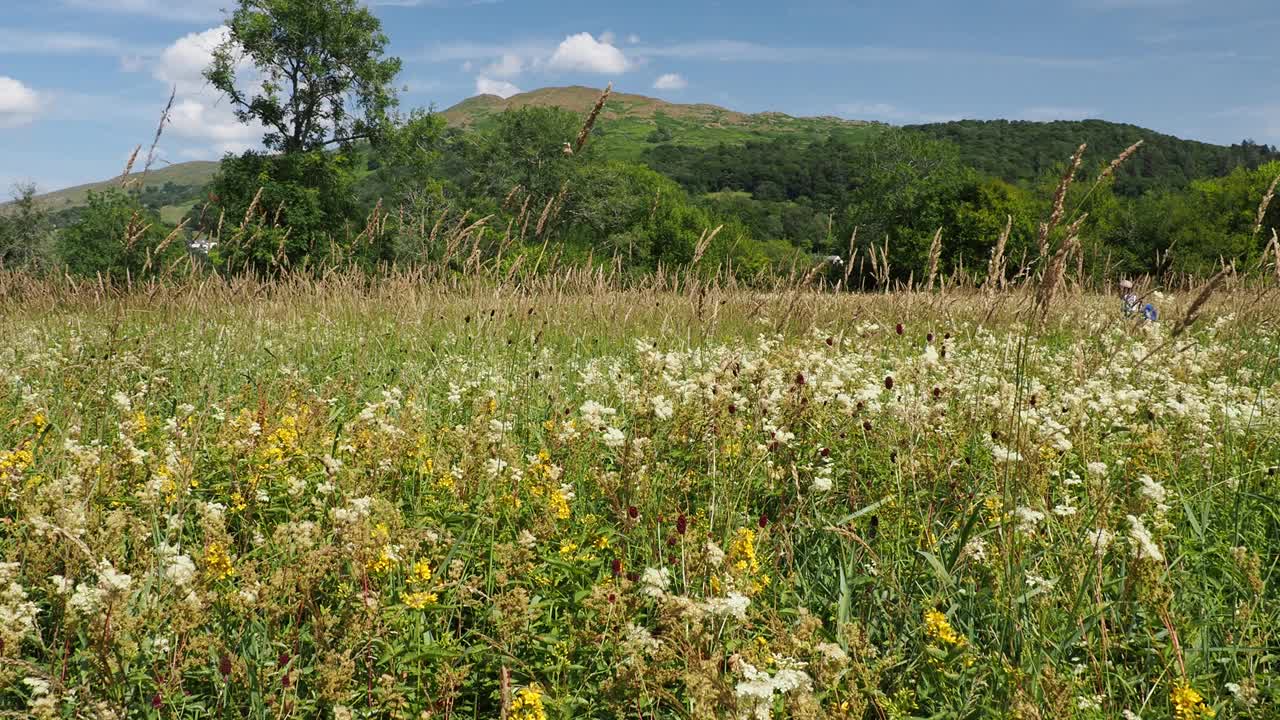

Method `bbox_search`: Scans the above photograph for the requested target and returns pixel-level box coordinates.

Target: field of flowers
[1,282,1277,719]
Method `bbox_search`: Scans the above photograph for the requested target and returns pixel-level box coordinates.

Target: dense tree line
[643,128,1280,279]
[907,120,1280,197]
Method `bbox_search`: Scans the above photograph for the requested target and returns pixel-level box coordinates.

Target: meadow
[0,273,1277,719]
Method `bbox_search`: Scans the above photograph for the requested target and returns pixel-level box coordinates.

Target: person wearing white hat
[1119,279,1139,316]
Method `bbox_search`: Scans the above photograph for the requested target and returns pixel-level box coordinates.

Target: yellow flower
[548,488,571,520]
[132,411,149,434]
[403,590,438,609]
[923,609,967,648]
[1171,682,1215,720]
[592,535,609,550]
[32,412,48,432]
[368,545,397,575]
[983,496,1003,522]
[230,492,248,512]
[0,443,35,476]
[730,528,761,574]
[411,560,433,584]
[510,685,547,720]
[204,542,235,581]
[559,542,579,557]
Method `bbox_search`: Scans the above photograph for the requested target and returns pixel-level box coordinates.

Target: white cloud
[1019,106,1101,121]
[0,76,43,128]
[61,0,228,22]
[154,27,229,88]
[476,76,522,99]
[652,73,688,90]
[483,53,524,79]
[627,34,641,45]
[836,102,963,124]
[166,98,260,155]
[151,27,265,158]
[600,31,617,45]
[0,28,136,56]
[547,32,630,74]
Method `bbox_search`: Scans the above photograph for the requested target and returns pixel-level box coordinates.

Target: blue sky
[2,0,1278,193]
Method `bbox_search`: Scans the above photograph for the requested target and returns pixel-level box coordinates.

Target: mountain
[29,162,218,225]
[25,87,1276,217]
[439,86,885,159]
[24,87,879,217]
[907,119,1280,196]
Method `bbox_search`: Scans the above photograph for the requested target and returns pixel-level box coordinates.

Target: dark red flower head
[895,323,904,335]
[758,514,769,529]
[219,653,232,678]
[884,376,894,390]
[611,558,622,576]
[677,514,688,534]
[627,506,638,519]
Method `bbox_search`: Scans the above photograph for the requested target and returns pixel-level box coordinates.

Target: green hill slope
[440,86,885,159]
[33,162,218,224]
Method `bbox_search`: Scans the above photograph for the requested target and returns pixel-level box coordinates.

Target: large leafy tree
[206,0,402,154]
[0,184,54,269]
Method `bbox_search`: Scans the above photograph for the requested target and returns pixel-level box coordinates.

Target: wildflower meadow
[1,276,1277,719]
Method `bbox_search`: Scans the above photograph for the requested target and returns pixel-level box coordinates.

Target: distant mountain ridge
[21,86,1272,213]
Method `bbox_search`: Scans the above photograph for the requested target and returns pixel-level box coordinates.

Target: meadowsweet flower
[1139,474,1168,505]
[1087,528,1114,556]
[1014,506,1045,533]
[705,540,725,567]
[1,575,40,649]
[816,642,849,664]
[1127,515,1164,563]
[701,591,750,620]
[1076,695,1102,711]
[962,536,988,562]
[97,561,132,598]
[640,567,670,598]
[1225,680,1258,707]
[1087,461,1108,476]
[163,554,197,587]
[580,400,616,429]
[1053,503,1078,517]
[992,445,1022,463]
[652,394,673,420]
[623,623,661,659]
[735,657,812,720]
[602,427,626,449]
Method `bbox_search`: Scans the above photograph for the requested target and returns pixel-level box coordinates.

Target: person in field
[1119,280,1139,316]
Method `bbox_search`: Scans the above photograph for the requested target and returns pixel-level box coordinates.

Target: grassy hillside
[33,162,218,218]
[440,85,885,160]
